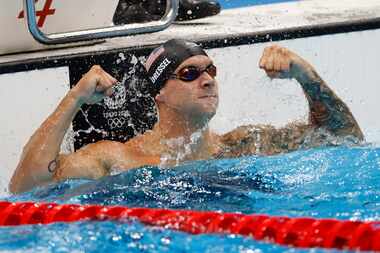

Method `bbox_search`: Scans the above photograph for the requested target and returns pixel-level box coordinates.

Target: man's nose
[200,72,216,88]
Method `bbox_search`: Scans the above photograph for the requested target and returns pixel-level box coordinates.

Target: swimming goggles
[170,64,217,82]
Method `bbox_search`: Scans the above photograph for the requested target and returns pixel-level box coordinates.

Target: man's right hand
[70,65,118,105]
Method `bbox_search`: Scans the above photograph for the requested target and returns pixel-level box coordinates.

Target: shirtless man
[9,39,363,193]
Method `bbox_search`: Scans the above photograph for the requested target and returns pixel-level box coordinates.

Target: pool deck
[1,0,380,65]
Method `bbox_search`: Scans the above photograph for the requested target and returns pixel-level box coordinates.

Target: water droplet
[111,235,122,242]
[160,236,171,245]
[130,232,143,240]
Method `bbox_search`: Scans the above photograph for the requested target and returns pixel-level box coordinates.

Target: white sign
[0,0,119,54]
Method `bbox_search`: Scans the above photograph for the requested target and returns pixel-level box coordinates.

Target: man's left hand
[259,45,310,80]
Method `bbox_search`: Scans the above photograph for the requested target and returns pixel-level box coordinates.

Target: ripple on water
[4,145,380,252]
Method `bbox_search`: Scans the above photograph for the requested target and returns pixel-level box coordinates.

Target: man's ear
[155,91,165,103]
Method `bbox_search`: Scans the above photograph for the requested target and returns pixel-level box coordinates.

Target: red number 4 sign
[18,0,56,28]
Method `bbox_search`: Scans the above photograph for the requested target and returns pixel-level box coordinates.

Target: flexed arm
[9,66,117,193]
[259,45,364,140]
[219,46,364,158]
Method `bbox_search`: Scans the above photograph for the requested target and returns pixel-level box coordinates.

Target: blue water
[3,145,380,252]
[220,0,297,9]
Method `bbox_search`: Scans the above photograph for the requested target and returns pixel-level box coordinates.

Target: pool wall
[0,1,380,196]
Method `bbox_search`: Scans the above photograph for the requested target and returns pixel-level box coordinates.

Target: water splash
[159,128,208,167]
[5,145,380,252]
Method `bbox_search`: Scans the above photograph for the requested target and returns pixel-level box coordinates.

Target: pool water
[3,145,380,252]
[220,0,297,9]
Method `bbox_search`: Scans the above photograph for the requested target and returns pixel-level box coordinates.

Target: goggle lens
[173,64,217,82]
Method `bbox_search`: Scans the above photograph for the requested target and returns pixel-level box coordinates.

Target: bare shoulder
[219,123,312,157]
[82,136,155,156]
[54,140,128,181]
[220,125,272,143]
[54,137,159,181]
[80,139,128,156]
[91,139,127,148]
[95,137,153,161]
[122,131,155,154]
[118,132,161,167]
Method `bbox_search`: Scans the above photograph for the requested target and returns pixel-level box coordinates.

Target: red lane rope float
[0,201,379,251]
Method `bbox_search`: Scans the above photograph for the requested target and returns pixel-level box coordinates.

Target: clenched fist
[70,65,118,105]
[259,45,311,80]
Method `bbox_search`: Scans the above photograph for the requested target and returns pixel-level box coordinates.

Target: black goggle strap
[147,41,208,96]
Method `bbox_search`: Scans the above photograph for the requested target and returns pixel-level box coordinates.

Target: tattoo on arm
[298,69,363,140]
[218,122,357,158]
[48,157,58,173]
[218,125,310,157]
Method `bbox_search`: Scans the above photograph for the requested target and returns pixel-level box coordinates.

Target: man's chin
[199,100,218,115]
[197,108,217,121]
[186,107,216,122]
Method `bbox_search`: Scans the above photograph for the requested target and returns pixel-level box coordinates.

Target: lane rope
[0,201,379,251]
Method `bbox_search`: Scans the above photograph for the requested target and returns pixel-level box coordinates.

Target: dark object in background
[70,54,157,150]
[113,0,161,24]
[175,0,221,21]
[113,0,221,25]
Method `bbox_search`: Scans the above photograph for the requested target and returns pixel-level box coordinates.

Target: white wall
[0,67,69,196]
[0,28,380,196]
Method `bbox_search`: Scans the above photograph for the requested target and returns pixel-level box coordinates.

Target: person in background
[9,39,363,194]
[113,0,221,24]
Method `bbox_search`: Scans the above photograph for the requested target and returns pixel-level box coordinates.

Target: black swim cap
[145,39,208,96]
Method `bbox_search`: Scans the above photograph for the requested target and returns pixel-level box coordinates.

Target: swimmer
[9,39,363,193]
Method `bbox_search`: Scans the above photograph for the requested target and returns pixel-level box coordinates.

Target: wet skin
[9,45,363,193]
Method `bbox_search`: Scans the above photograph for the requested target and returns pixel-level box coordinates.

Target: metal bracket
[23,0,179,45]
